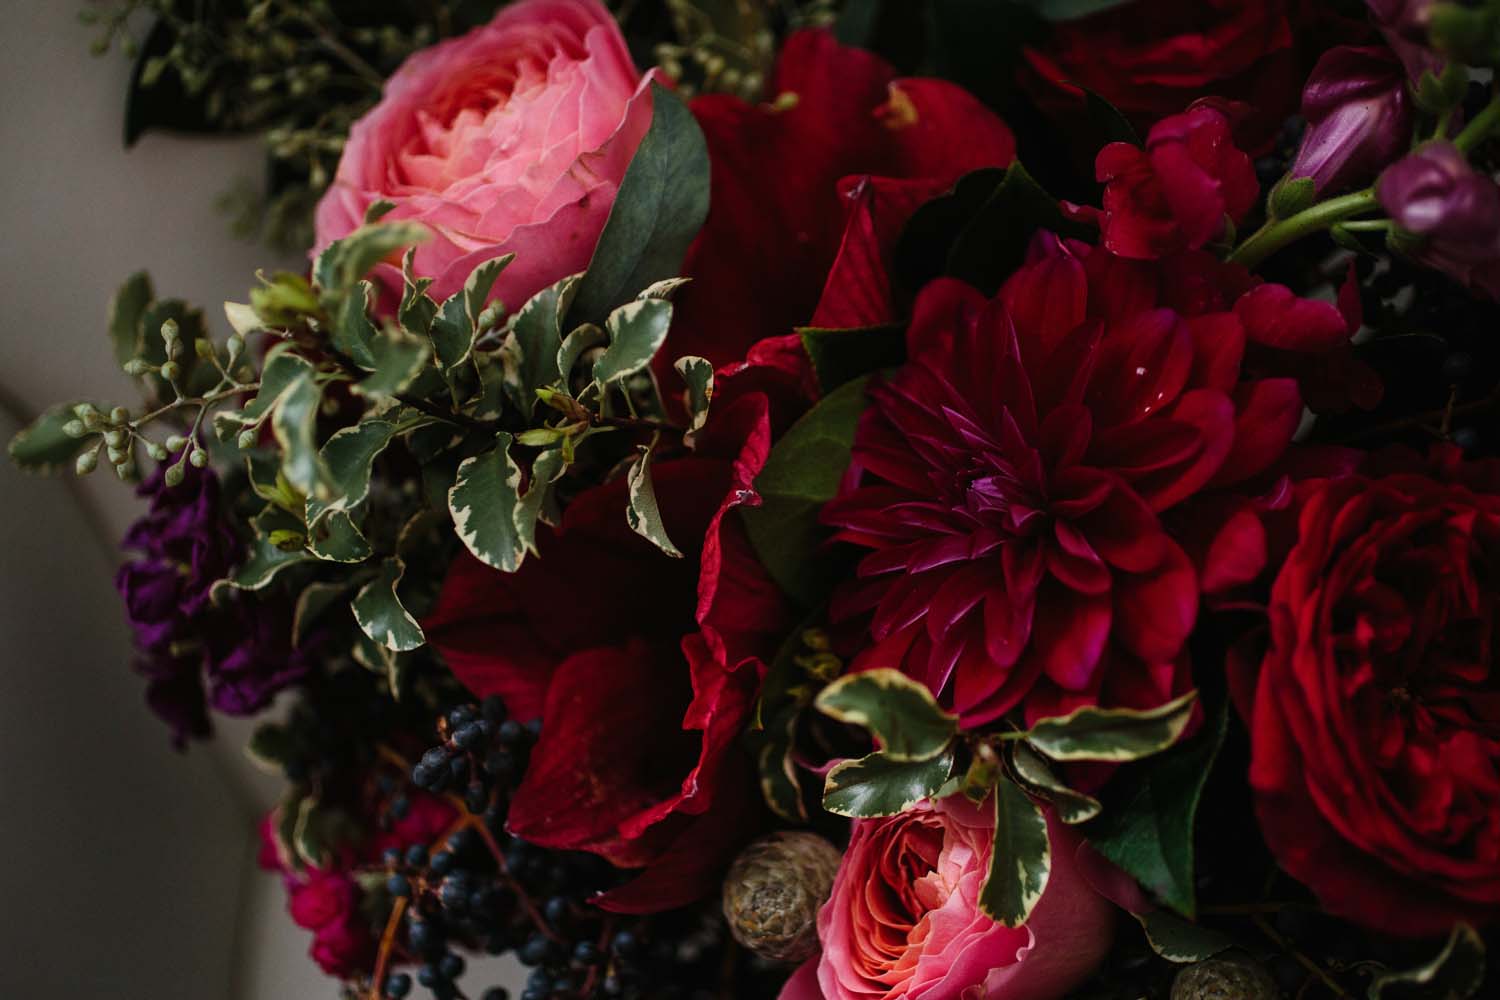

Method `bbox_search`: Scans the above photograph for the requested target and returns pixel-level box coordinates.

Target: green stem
[1455,95,1500,153]
[1228,188,1381,270]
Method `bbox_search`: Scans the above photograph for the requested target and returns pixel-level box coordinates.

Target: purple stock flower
[1378,141,1500,299]
[1291,46,1412,194]
[116,463,313,745]
[1366,0,1444,80]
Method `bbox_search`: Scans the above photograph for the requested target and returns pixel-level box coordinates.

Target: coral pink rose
[313,0,658,307]
[785,796,1113,1000]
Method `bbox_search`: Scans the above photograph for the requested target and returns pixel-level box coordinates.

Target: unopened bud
[237,429,258,450]
[194,338,216,361]
[123,359,153,377]
[226,334,245,361]
[189,448,208,468]
[62,420,87,439]
[108,406,130,424]
[75,450,98,475]
[160,361,182,384]
[103,429,126,449]
[115,461,132,480]
[164,434,188,453]
[106,445,127,465]
[160,317,180,349]
[145,442,169,462]
[164,464,185,487]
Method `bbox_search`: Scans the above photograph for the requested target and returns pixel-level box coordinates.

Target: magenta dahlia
[823,234,1310,725]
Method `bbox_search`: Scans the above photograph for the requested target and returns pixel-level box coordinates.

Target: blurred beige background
[1,1,339,995]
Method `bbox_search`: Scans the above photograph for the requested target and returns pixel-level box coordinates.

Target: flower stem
[1455,95,1500,153]
[1229,188,1382,270]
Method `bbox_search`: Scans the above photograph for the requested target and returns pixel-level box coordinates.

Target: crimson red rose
[673,30,1014,371]
[1089,105,1258,261]
[1021,0,1302,152]
[821,232,1336,726]
[1235,450,1500,936]
[424,367,802,911]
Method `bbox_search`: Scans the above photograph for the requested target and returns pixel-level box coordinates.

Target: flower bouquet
[15,0,1500,997]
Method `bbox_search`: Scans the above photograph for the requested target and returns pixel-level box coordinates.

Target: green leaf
[109,271,154,367]
[399,248,438,336]
[306,509,373,563]
[674,356,714,432]
[306,420,398,527]
[250,272,320,327]
[593,297,673,385]
[979,778,1051,927]
[224,300,263,338]
[313,220,430,298]
[246,723,296,774]
[637,277,692,300]
[814,668,957,761]
[1082,697,1227,918]
[823,748,955,818]
[556,322,606,389]
[332,281,380,370]
[799,324,906,394]
[292,580,351,646]
[515,447,566,556]
[8,405,89,475]
[1369,923,1486,1000]
[351,330,432,400]
[946,161,1090,296]
[215,347,315,439]
[1026,690,1198,762]
[212,506,311,596]
[569,84,710,322]
[449,434,526,572]
[1007,741,1102,824]
[352,556,425,652]
[430,254,513,377]
[1133,910,1235,964]
[1084,88,1140,147]
[1023,0,1133,19]
[509,274,581,416]
[625,436,681,557]
[756,704,809,822]
[740,374,870,606]
[271,369,325,497]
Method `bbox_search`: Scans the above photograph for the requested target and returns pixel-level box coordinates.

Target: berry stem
[368,895,408,1000]
[454,809,567,945]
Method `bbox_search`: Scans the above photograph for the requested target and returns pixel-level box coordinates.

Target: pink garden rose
[783,796,1114,1000]
[313,0,658,307]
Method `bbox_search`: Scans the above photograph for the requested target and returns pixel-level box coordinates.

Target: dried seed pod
[1171,951,1280,1000]
[722,832,843,964]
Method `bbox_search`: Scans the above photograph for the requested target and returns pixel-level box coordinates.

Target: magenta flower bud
[1378,142,1500,299]
[1366,0,1443,79]
[1291,47,1413,195]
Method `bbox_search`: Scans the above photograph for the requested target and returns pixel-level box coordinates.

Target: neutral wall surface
[1,1,350,996]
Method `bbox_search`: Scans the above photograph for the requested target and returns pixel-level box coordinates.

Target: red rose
[1091,105,1258,261]
[425,368,802,911]
[822,233,1324,726]
[673,30,1014,370]
[1237,450,1500,935]
[1021,0,1302,151]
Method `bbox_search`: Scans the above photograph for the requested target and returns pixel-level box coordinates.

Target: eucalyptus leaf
[352,557,426,652]
[823,748,955,818]
[625,436,681,557]
[740,374,870,606]
[593,297,673,386]
[814,668,957,762]
[109,271,154,367]
[1026,690,1198,762]
[449,433,525,573]
[8,405,90,475]
[979,778,1051,927]
[569,84,710,323]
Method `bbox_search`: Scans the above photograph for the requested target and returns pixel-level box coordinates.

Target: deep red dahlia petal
[1211,377,1304,486]
[1128,387,1237,511]
[1112,543,1197,663]
[1032,585,1113,691]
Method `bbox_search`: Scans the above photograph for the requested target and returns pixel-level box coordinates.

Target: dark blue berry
[1455,426,1482,451]
[482,695,508,724]
[524,718,542,739]
[382,847,402,868]
[520,933,552,966]
[411,762,436,789]
[407,919,442,954]
[440,877,469,912]
[484,749,515,779]
[389,795,410,820]
[454,721,487,749]
[384,972,412,998]
[438,952,465,979]
[417,963,441,987]
[420,747,450,771]
[611,930,639,956]
[449,704,478,727]
[497,719,526,746]
[430,850,455,876]
[449,755,470,782]
[466,782,490,813]
[544,895,571,927]
[404,845,428,868]
[481,990,509,1000]
[572,940,601,965]
[386,874,411,898]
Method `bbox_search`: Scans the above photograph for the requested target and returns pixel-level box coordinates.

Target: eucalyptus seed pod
[1170,951,1280,1000]
[722,832,842,964]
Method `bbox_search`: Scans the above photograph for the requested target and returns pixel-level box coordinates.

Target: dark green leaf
[333,281,380,370]
[799,324,906,394]
[449,434,525,572]
[1370,923,1485,999]
[756,705,809,822]
[1024,0,1134,19]
[593,297,673,385]
[814,668,957,761]
[625,436,681,557]
[216,348,315,438]
[1008,741,1102,824]
[674,356,714,432]
[1133,910,1236,964]
[306,420,398,528]
[246,723,296,773]
[979,778,1051,927]
[515,447,565,557]
[292,580,351,646]
[8,406,89,475]
[945,161,1091,296]
[555,322,606,391]
[306,509,372,563]
[399,248,438,337]
[740,375,870,606]
[351,331,431,400]
[352,556,425,652]
[569,84,710,323]
[212,507,311,596]
[1027,690,1198,762]
[313,221,430,298]
[1084,88,1140,147]
[509,274,581,417]
[108,272,154,367]
[271,370,325,497]
[1083,697,1227,917]
[823,748,955,818]
[430,254,512,377]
